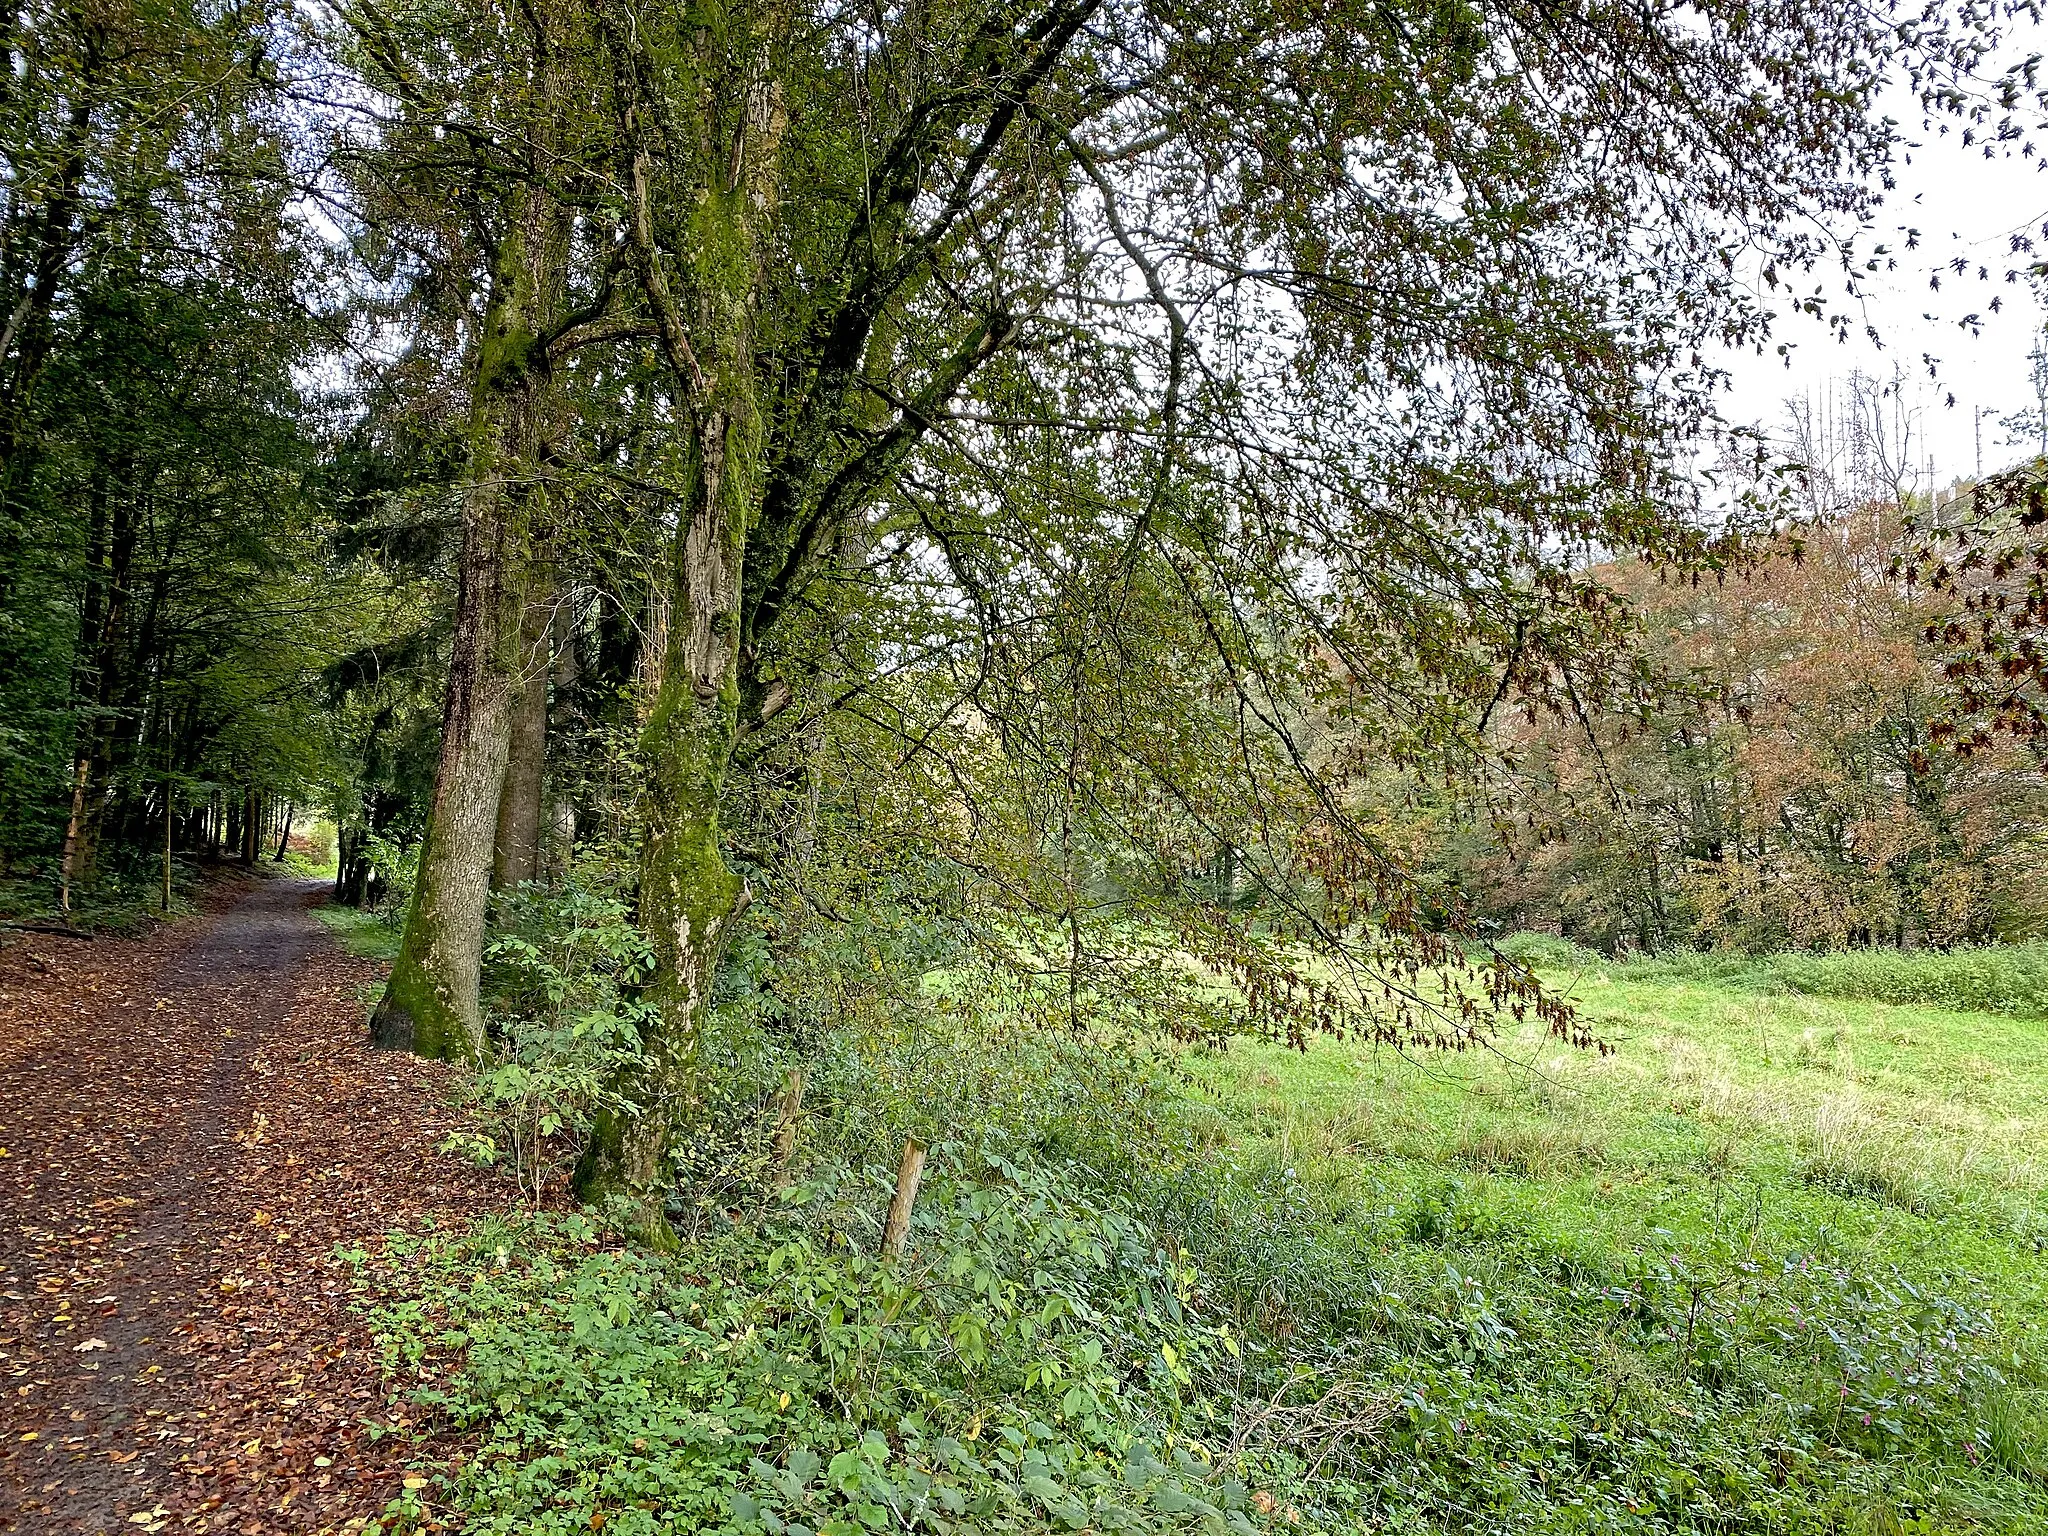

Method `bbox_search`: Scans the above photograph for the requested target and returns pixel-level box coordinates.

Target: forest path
[0,876,497,1535]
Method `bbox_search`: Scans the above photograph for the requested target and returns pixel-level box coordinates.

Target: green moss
[372,884,479,1061]
[579,670,746,1241]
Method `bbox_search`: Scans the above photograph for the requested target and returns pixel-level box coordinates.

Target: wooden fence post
[771,1067,806,1188]
[882,1138,926,1259]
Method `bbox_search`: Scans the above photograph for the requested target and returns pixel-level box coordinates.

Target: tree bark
[336,827,372,907]
[161,764,172,911]
[371,179,569,1060]
[573,410,753,1242]
[572,34,788,1243]
[56,757,89,913]
[492,570,553,890]
[544,603,582,881]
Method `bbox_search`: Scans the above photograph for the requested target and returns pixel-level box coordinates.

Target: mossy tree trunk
[371,183,568,1059]
[572,34,785,1243]
[572,422,751,1240]
[493,564,554,891]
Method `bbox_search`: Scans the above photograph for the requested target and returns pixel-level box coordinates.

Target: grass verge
[355,940,2048,1534]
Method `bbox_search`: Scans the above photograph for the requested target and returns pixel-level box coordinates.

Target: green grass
[1180,953,2048,1530]
[1206,967,2048,1230]
[315,900,404,962]
[1495,932,2048,1018]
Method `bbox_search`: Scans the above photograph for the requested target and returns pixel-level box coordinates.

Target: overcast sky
[1719,42,2048,487]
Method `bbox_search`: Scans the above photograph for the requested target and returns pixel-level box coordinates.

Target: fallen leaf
[75,1337,108,1352]
[401,1475,428,1491]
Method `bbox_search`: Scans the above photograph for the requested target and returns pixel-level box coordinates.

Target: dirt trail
[0,877,498,1535]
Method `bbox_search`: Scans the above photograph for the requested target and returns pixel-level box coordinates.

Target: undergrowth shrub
[1492,932,1606,971]
[368,1156,1275,1536]
[457,869,658,1202]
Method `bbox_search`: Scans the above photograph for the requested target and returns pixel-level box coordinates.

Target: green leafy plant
[458,869,660,1203]
[371,1149,1257,1535]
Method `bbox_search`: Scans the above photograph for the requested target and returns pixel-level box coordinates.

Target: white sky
[1720,41,2048,486]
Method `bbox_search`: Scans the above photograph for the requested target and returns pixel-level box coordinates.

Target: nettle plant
[458,868,660,1203]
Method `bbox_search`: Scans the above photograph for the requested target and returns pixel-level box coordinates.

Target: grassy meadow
[1204,954,2048,1272]
[1177,950,2048,1532]
[362,933,2048,1536]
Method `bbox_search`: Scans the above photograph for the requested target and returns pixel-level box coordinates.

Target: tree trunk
[161,764,172,911]
[370,179,569,1060]
[336,827,373,907]
[571,43,788,1242]
[241,786,257,865]
[492,570,553,890]
[573,414,752,1241]
[56,755,90,913]
[58,475,135,909]
[544,602,582,881]
[273,801,293,862]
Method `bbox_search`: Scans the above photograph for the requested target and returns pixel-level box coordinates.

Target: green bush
[1492,931,1607,971]
[368,1157,1264,1536]
[463,871,660,1202]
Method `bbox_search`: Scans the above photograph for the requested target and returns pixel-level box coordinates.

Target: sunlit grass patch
[315,901,403,963]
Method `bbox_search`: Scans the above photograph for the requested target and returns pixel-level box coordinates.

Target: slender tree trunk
[161,763,172,912]
[544,603,581,881]
[58,474,134,909]
[492,569,553,890]
[56,756,89,912]
[57,471,110,912]
[371,180,569,1060]
[273,802,293,862]
[241,786,257,864]
[573,415,751,1242]
[337,827,373,907]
